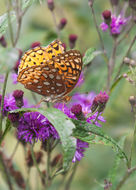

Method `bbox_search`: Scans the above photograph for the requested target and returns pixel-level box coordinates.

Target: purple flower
[100,13,130,35]
[17,112,59,143]
[0,93,31,116]
[76,72,84,87]
[3,94,18,115]
[72,139,89,162]
[55,91,106,162]
[11,73,18,84]
[100,22,109,31]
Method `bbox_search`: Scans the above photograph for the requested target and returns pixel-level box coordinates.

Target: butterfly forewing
[18,40,65,73]
[17,40,82,103]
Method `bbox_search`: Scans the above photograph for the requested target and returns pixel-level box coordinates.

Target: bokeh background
[0,0,136,189]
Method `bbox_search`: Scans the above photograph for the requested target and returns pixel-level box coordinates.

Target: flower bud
[47,0,54,11]
[14,60,20,73]
[69,34,78,49]
[35,151,43,164]
[51,154,63,167]
[58,18,67,30]
[102,10,111,24]
[91,91,109,113]
[8,113,19,127]
[13,90,24,108]
[110,0,119,6]
[62,43,67,51]
[31,41,41,48]
[129,96,136,112]
[123,57,130,65]
[26,149,33,167]
[129,0,136,10]
[88,0,94,7]
[0,35,7,47]
[71,104,85,120]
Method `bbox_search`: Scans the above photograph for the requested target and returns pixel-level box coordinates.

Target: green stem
[51,10,60,39]
[107,38,118,92]
[128,113,136,168]
[89,4,108,64]
[0,118,11,145]
[30,144,44,181]
[114,35,136,81]
[10,140,20,160]
[0,71,9,138]
[7,0,14,46]
[46,139,51,186]
[115,166,136,190]
[65,162,79,190]
[25,168,31,190]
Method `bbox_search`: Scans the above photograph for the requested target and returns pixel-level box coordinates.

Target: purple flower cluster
[0,94,30,116]
[55,91,107,162]
[18,112,59,143]
[1,89,107,163]
[100,12,129,35]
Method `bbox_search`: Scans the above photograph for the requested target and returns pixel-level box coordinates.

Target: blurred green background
[0,0,136,189]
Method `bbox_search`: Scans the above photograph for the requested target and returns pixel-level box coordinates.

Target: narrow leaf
[0,118,11,145]
[10,108,76,170]
[0,0,35,35]
[72,119,128,166]
[108,135,127,188]
[83,48,102,66]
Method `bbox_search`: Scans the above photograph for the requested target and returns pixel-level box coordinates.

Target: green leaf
[10,108,76,171]
[0,11,16,35]
[108,135,127,188]
[72,120,128,166]
[22,0,36,9]
[0,118,11,145]
[83,48,102,66]
[0,0,35,35]
[0,47,19,73]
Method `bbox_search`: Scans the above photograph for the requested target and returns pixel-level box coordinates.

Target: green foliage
[108,135,127,188]
[0,118,11,145]
[10,107,76,171]
[83,48,102,66]
[72,119,128,165]
[0,0,35,35]
[0,47,19,73]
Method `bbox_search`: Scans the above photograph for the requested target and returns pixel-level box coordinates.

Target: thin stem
[46,139,51,186]
[13,0,22,47]
[10,140,20,160]
[30,144,45,181]
[115,166,136,190]
[51,10,60,39]
[65,162,79,190]
[7,0,14,46]
[89,5,108,63]
[0,152,13,190]
[114,35,136,81]
[128,113,136,168]
[107,38,117,91]
[25,168,31,190]
[0,71,9,138]
[93,112,100,124]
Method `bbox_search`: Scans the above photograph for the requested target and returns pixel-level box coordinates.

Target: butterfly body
[17,40,82,103]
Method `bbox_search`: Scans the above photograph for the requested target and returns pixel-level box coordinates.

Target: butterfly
[17,40,82,103]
